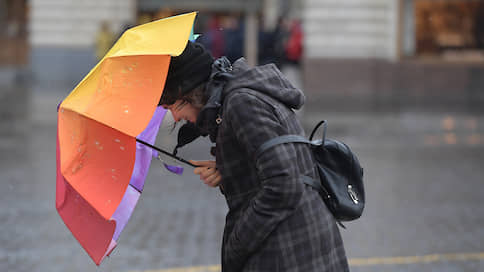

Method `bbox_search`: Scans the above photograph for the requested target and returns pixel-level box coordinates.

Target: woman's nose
[171,110,181,122]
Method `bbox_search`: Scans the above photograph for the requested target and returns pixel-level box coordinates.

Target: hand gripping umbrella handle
[136,139,196,168]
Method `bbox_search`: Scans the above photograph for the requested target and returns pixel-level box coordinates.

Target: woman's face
[162,100,201,123]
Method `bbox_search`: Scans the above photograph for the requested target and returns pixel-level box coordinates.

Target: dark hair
[162,83,208,132]
[160,82,208,109]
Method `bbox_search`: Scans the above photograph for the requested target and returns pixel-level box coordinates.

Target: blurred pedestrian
[272,17,291,68]
[222,16,244,63]
[285,19,303,65]
[95,21,115,61]
[159,41,349,272]
[206,17,225,58]
[474,2,484,49]
[258,28,276,65]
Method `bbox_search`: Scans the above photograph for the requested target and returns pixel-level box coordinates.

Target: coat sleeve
[222,92,305,270]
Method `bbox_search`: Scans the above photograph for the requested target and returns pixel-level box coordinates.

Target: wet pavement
[1,82,483,272]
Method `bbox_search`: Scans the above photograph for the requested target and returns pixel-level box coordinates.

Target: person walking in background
[158,40,349,272]
[205,16,225,58]
[474,2,484,49]
[221,16,244,63]
[95,21,115,61]
[272,17,290,68]
[285,19,303,65]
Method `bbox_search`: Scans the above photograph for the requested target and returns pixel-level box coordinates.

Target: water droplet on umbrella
[95,141,103,150]
[120,146,125,151]
[71,163,82,173]
[114,139,121,143]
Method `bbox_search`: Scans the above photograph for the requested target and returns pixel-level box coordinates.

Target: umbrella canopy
[56,12,197,265]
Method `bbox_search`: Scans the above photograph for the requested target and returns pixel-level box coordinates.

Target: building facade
[302,0,484,111]
[28,0,136,87]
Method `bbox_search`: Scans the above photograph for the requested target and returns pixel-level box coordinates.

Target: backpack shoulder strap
[255,135,310,159]
[255,134,323,160]
[255,135,325,191]
[255,120,328,159]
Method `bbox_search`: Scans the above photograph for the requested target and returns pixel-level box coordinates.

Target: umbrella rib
[129,183,142,194]
[136,138,196,167]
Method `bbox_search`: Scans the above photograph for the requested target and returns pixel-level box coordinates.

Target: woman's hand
[189,160,222,188]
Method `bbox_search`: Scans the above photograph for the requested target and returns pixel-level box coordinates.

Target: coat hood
[224,58,305,110]
[193,57,305,143]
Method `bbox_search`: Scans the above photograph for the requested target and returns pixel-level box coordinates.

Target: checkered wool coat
[198,58,349,272]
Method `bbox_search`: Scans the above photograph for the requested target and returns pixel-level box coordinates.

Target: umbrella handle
[136,139,196,168]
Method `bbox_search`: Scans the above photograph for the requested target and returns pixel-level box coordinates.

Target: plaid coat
[200,58,349,272]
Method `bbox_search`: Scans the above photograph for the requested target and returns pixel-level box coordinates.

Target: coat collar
[195,57,233,142]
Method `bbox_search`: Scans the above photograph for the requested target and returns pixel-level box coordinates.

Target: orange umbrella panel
[60,55,170,138]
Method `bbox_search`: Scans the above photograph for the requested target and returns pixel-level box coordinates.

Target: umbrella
[56,12,197,265]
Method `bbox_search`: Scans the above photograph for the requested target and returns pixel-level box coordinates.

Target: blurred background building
[1,0,483,110]
[303,0,484,111]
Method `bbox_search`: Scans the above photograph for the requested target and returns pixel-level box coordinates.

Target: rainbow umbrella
[56,12,197,265]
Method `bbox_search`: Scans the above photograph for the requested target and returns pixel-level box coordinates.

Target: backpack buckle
[215,115,222,124]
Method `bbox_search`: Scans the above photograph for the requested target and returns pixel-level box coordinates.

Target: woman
[159,41,349,272]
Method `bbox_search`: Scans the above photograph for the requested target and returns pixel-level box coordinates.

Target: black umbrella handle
[136,139,196,168]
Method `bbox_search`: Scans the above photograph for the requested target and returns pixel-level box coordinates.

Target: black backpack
[255,120,365,227]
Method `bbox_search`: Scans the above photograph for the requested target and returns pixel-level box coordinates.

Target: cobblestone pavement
[1,84,483,272]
